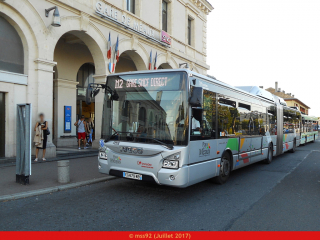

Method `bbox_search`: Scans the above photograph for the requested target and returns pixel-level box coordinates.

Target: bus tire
[290,139,296,153]
[264,144,273,164]
[214,153,231,184]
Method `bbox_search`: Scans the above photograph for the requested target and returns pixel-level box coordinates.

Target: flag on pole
[115,35,120,63]
[107,32,112,60]
[109,35,119,74]
[149,50,152,70]
[154,52,158,70]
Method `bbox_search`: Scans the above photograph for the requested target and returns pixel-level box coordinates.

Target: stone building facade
[0,0,213,157]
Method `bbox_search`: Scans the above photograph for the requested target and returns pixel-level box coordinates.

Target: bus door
[238,136,252,165]
[276,104,283,156]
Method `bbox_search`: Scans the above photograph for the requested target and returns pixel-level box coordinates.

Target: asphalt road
[1,141,320,231]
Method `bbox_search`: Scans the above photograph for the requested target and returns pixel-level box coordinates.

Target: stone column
[34,59,57,158]
[92,74,108,149]
[53,78,79,147]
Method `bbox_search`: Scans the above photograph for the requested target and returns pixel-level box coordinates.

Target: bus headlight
[163,160,179,169]
[99,151,107,160]
[162,152,180,169]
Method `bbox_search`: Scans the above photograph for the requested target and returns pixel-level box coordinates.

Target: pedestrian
[87,118,94,145]
[34,113,48,162]
[74,115,88,149]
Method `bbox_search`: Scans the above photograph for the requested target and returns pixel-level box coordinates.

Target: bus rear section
[300,115,319,144]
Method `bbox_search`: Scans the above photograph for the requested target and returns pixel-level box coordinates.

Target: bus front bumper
[98,157,189,188]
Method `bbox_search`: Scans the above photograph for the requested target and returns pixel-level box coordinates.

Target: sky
[206,0,320,116]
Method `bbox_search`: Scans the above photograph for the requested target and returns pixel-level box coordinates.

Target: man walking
[74,115,88,149]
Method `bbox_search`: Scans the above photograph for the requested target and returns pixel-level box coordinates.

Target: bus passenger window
[218,97,237,138]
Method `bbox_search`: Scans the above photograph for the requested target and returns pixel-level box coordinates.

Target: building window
[162,1,168,32]
[0,16,24,74]
[127,0,135,14]
[188,17,193,46]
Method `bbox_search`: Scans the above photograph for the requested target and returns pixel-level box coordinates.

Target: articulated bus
[300,115,319,144]
[88,69,318,187]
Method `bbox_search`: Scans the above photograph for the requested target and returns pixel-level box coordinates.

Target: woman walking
[87,118,94,145]
[34,113,48,162]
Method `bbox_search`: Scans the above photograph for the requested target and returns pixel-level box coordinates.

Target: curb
[0,176,116,202]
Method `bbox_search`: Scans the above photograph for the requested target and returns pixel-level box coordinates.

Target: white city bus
[87,69,317,187]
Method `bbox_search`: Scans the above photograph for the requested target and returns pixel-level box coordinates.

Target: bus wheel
[290,139,296,153]
[264,145,273,164]
[214,153,231,184]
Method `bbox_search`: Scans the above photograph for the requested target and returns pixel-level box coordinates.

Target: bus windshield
[101,71,189,146]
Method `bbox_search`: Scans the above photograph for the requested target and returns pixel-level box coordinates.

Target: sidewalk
[0,146,98,166]
[0,156,115,201]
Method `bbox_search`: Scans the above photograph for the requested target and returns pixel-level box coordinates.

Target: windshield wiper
[109,132,173,150]
[135,136,174,150]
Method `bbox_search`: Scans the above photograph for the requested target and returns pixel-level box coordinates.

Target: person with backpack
[74,115,88,150]
[34,113,49,162]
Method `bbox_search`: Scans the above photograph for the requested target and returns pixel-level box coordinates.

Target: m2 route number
[115,79,123,89]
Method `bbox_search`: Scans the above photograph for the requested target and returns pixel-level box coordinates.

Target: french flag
[115,35,120,62]
[149,50,152,70]
[108,62,115,73]
[107,32,112,60]
[154,52,158,70]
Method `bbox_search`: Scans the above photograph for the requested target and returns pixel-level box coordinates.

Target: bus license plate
[123,172,142,180]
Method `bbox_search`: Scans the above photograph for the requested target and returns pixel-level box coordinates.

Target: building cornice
[34,59,57,66]
[93,74,108,84]
[54,78,79,89]
[179,0,214,15]
[34,58,57,73]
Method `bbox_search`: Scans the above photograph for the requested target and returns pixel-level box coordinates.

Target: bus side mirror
[189,87,203,108]
[111,91,119,101]
[86,84,100,105]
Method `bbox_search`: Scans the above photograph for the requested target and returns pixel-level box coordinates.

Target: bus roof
[235,86,278,103]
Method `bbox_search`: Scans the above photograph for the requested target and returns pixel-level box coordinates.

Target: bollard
[57,160,70,184]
